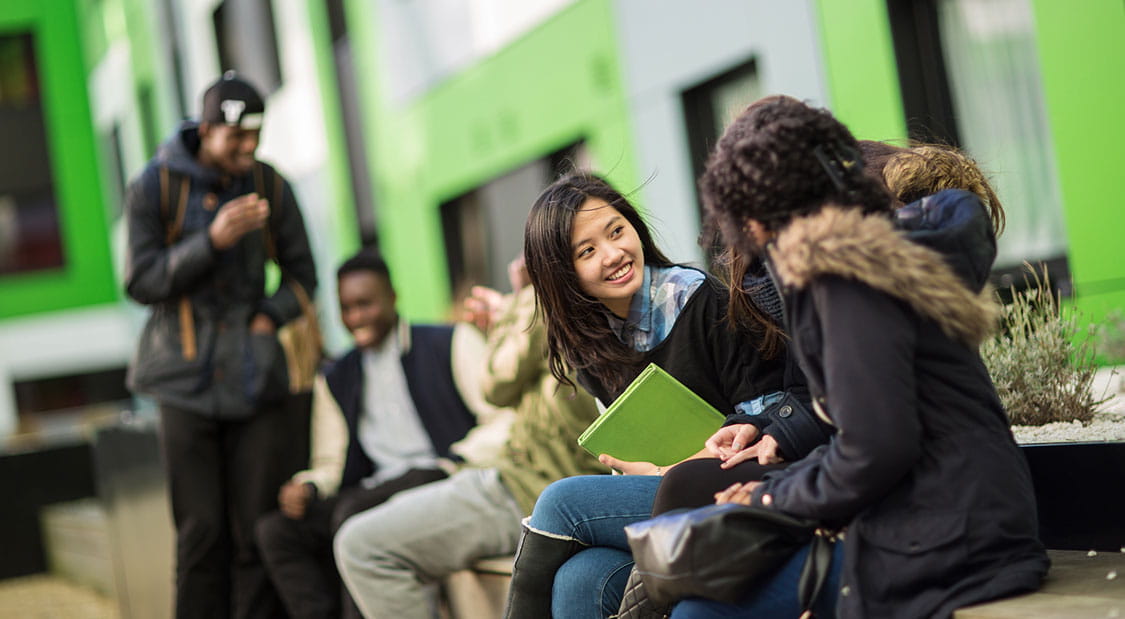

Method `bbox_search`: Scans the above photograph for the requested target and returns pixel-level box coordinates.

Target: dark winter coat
[754,203,1048,618]
[124,121,317,418]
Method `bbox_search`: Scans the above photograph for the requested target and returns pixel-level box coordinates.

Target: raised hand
[209,192,269,250]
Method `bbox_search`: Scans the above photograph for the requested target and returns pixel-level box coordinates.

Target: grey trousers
[334,468,525,619]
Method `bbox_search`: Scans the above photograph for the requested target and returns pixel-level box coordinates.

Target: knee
[333,511,389,578]
[254,511,287,558]
[529,476,591,527]
[333,516,362,575]
[658,459,710,495]
[178,508,227,552]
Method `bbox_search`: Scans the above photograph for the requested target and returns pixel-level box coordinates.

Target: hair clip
[813,142,862,193]
[813,144,847,191]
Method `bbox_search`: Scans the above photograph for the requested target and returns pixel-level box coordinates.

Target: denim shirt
[607,265,705,352]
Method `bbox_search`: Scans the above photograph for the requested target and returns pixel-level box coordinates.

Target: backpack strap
[252,161,322,391]
[253,162,280,261]
[159,166,197,361]
[253,162,313,312]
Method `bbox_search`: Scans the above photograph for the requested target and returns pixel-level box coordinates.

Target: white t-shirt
[356,328,440,486]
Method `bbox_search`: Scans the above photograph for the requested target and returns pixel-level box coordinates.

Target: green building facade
[0,0,1121,438]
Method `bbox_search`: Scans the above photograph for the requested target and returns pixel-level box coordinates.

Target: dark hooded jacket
[124,121,317,418]
[753,193,1048,618]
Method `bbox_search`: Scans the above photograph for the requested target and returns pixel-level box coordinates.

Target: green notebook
[578,363,727,466]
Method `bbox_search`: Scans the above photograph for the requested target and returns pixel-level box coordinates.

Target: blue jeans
[526,474,663,619]
[670,539,845,619]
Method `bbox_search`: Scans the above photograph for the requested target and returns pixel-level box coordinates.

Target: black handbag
[624,502,836,614]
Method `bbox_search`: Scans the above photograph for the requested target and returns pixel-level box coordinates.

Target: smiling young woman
[504,171,789,618]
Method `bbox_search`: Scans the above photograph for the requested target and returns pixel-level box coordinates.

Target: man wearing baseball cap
[124,71,317,619]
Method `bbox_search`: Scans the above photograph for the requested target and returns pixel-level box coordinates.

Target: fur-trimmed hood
[768,206,999,347]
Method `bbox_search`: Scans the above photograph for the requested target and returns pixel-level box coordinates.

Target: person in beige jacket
[254,250,502,619]
[334,257,605,619]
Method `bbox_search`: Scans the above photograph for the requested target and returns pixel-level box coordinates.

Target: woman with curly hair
[671,96,1047,618]
[649,140,1007,518]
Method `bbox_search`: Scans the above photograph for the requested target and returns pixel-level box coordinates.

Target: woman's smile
[606,262,634,282]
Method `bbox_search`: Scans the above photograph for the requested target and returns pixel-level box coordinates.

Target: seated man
[333,256,605,619]
[255,250,493,619]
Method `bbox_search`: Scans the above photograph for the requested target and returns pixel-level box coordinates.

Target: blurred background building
[0,0,1121,614]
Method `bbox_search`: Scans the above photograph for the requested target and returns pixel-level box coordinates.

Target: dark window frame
[681,57,761,265]
[438,142,585,296]
[884,0,962,146]
[212,0,284,96]
[884,0,1071,297]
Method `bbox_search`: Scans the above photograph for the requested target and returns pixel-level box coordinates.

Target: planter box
[1021,442,1125,551]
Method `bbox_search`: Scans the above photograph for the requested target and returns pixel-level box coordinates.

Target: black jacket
[723,188,997,461]
[754,201,1048,618]
[324,325,478,490]
[578,273,788,437]
[124,121,317,417]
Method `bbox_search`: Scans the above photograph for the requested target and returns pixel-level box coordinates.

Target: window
[440,143,587,295]
[212,0,283,95]
[681,58,762,257]
[887,0,1068,291]
[0,33,63,276]
[137,83,159,158]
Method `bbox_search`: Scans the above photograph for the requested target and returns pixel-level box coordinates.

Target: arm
[450,321,502,419]
[290,374,348,498]
[123,168,218,304]
[479,286,545,409]
[257,168,317,327]
[755,277,923,523]
[721,399,835,463]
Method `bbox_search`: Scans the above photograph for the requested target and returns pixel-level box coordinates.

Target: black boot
[503,522,583,619]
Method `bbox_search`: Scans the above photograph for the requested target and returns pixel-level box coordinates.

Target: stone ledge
[955,550,1124,618]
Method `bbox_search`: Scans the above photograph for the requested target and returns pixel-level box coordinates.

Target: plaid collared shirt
[608,265,705,352]
[607,264,781,416]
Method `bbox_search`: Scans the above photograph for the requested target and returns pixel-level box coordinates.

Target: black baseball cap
[201,71,265,129]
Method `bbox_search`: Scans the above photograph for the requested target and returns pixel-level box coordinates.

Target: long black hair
[523,172,672,394]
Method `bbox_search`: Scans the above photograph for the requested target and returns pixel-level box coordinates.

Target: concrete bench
[955,549,1124,618]
[443,556,513,619]
[446,550,1124,619]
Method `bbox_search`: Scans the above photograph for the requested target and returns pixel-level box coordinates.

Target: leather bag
[624,502,835,615]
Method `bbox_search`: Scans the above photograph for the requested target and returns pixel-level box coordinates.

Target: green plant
[981,265,1102,426]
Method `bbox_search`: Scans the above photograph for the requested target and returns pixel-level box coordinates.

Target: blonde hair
[883,145,1006,236]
